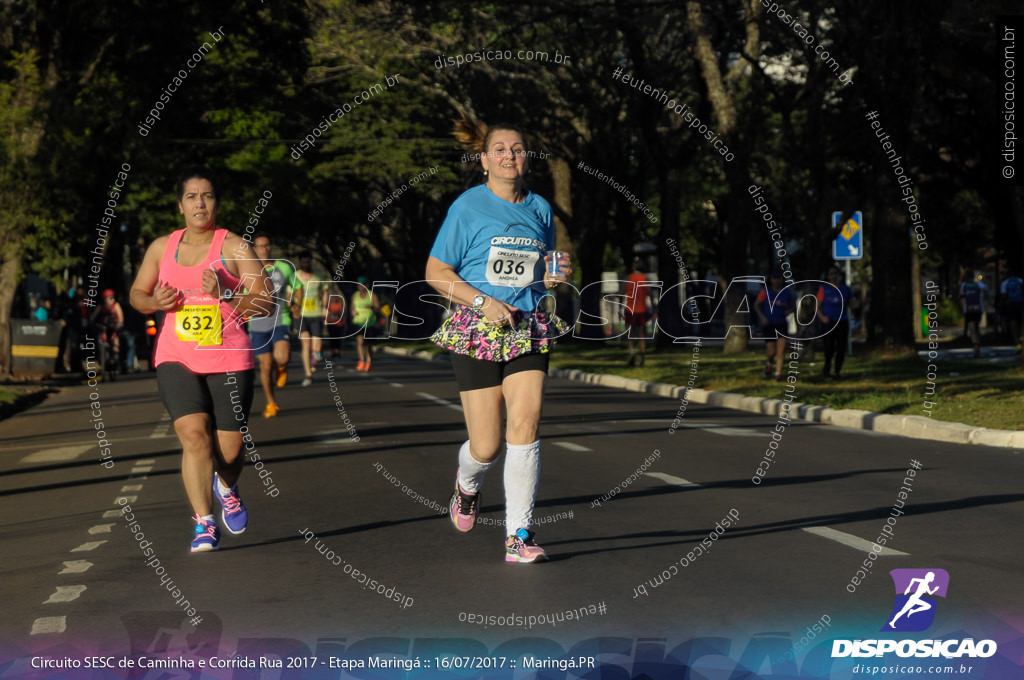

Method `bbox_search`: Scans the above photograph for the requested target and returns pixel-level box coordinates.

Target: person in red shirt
[91,289,125,361]
[624,258,656,366]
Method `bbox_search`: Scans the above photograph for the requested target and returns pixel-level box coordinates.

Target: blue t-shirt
[756,286,793,325]
[429,185,554,311]
[817,283,852,321]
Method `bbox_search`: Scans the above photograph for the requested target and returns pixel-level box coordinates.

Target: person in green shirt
[291,251,329,386]
[350,276,381,371]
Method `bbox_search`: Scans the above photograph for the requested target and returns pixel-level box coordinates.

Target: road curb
[381,346,1022,449]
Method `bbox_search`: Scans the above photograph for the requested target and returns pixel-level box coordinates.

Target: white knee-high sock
[457,440,496,494]
[504,440,541,535]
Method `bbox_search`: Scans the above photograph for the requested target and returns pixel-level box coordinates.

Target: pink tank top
[153,228,254,373]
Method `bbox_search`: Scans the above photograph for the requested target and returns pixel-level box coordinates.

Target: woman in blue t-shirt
[816,265,854,379]
[426,115,571,564]
[755,270,793,381]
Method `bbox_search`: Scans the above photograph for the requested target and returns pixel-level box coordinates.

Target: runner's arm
[130,236,179,314]
[217,234,272,317]
[425,255,517,321]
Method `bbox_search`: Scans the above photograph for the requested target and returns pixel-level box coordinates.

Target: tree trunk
[657,167,684,347]
[549,156,576,322]
[0,254,22,378]
[868,204,915,349]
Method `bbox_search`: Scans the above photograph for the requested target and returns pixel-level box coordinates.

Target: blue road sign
[832,211,863,260]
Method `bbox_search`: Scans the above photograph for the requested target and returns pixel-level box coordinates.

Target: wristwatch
[472,294,487,312]
[220,288,235,304]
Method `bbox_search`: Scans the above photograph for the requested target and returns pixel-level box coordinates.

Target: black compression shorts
[156,362,254,429]
[449,352,549,391]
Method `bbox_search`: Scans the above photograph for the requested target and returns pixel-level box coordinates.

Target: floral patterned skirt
[431,305,570,362]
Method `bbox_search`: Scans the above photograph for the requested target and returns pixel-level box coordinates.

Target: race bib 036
[486,247,539,288]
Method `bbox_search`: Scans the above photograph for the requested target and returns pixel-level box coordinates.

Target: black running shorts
[156,362,255,429]
[449,352,549,391]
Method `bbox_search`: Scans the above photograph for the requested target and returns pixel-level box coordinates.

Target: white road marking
[802,526,909,556]
[102,510,121,519]
[567,419,763,438]
[20,444,92,464]
[390,382,404,388]
[30,617,67,635]
[115,496,137,504]
[678,422,765,437]
[43,585,87,604]
[120,484,144,492]
[131,466,154,474]
[88,524,114,534]
[59,560,93,574]
[417,392,463,412]
[312,438,359,447]
[553,441,592,452]
[644,472,702,488]
[149,413,172,439]
[70,541,107,552]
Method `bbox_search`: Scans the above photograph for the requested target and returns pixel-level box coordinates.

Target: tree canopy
[1,0,1018,373]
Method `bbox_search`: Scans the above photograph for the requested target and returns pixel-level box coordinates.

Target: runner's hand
[152,281,181,312]
[543,253,573,288]
[201,269,220,299]
[482,297,518,327]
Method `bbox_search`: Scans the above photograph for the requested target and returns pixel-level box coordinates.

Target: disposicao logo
[883,568,949,632]
[832,568,997,659]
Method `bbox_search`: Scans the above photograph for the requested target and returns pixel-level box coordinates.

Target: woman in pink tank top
[129,169,272,553]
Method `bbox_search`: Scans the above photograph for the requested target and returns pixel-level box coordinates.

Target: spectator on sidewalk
[960,273,990,358]
[999,270,1022,349]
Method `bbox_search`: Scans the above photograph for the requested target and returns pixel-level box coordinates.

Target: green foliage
[937,296,962,326]
[0,0,1016,357]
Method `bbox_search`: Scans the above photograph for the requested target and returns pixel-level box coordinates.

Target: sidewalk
[381,346,1024,450]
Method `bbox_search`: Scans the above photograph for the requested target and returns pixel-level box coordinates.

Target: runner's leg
[175,413,216,517]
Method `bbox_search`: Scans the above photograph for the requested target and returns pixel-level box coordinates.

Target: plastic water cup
[547,250,567,278]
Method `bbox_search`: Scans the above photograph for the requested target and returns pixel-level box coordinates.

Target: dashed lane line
[416,392,463,412]
[19,444,92,464]
[802,526,909,556]
[149,412,172,439]
[30,617,67,635]
[43,585,87,604]
[70,541,107,552]
[624,418,765,437]
[644,472,703,488]
[58,561,93,574]
[553,441,592,452]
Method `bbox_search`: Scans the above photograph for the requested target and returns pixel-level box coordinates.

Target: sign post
[832,211,864,357]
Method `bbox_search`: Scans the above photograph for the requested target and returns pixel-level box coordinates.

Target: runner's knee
[176,423,212,454]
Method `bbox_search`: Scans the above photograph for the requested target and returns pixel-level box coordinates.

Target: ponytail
[453,111,488,156]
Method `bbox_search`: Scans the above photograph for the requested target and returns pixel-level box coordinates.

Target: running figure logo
[882,568,950,632]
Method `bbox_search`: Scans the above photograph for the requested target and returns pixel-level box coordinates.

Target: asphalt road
[2,350,1022,678]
